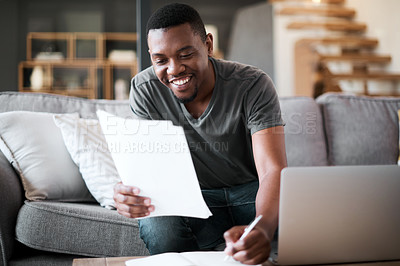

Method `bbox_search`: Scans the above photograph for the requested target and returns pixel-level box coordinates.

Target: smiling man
[113,3,287,265]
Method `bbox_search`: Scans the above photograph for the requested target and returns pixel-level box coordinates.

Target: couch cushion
[0,92,330,168]
[53,114,121,209]
[15,201,149,257]
[0,91,133,119]
[0,111,94,202]
[279,97,328,166]
[317,93,400,165]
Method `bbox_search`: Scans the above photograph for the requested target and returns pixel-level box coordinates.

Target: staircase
[270,0,400,97]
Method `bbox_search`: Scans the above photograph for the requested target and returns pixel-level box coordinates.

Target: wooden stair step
[319,54,392,63]
[279,6,356,18]
[269,0,345,5]
[296,37,379,49]
[287,21,367,32]
[305,37,378,48]
[326,72,400,80]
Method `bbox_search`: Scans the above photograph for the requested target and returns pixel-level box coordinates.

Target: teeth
[172,77,190,85]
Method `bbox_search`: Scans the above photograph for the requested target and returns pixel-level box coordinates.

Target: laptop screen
[277,165,400,265]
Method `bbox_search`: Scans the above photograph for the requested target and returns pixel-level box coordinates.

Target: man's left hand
[224,225,271,265]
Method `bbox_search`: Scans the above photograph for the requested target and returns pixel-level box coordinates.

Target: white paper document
[97,110,212,219]
[125,251,262,266]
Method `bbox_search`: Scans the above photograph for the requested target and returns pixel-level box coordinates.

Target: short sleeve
[129,77,153,120]
[246,73,284,135]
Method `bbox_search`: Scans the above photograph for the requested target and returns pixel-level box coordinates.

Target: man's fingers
[112,182,155,219]
[224,226,246,243]
[224,243,235,256]
[116,201,154,213]
[114,193,151,205]
[231,243,270,265]
[224,226,247,257]
[227,228,271,265]
[115,202,154,217]
[233,250,269,266]
[114,182,140,195]
[232,230,259,249]
[117,208,150,218]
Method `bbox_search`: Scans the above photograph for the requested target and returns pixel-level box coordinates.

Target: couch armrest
[0,151,24,266]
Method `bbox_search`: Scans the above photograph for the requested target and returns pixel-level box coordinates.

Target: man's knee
[139,216,199,254]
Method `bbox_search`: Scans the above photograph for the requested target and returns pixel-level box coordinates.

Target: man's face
[147,23,213,104]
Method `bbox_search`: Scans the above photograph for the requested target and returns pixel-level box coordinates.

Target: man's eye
[181,53,193,59]
[155,59,167,65]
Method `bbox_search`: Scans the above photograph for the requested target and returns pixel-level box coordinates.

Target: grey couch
[1,91,399,266]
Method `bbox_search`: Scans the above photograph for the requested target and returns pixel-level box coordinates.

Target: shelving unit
[19,61,98,99]
[19,32,137,99]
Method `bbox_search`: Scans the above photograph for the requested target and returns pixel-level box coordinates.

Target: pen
[224,215,263,261]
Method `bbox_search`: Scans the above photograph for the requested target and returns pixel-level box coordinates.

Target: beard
[174,87,198,104]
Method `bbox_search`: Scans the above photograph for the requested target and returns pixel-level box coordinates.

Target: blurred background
[0,0,399,99]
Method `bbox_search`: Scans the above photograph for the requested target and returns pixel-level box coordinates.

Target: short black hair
[146,3,207,42]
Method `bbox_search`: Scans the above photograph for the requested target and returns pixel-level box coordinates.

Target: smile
[170,76,191,86]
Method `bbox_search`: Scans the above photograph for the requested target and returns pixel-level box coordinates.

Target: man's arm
[224,125,287,265]
[253,125,287,240]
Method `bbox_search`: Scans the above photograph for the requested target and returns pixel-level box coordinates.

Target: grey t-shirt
[130,57,283,189]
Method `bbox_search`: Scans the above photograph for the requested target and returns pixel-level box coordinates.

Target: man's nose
[167,59,185,76]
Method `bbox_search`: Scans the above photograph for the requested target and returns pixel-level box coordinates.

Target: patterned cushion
[54,115,121,209]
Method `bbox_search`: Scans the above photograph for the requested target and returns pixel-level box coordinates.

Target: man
[113,3,287,265]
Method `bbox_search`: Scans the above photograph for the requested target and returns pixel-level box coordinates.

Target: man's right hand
[113,182,155,218]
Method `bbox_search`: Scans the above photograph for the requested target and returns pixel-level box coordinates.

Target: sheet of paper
[97,110,212,219]
[126,253,193,266]
[125,251,262,266]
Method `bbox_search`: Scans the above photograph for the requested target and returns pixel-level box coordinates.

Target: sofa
[0,91,399,266]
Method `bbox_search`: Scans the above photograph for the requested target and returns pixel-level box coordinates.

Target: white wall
[273,0,400,96]
[346,0,400,72]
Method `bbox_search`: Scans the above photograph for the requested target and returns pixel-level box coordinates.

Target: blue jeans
[138,181,258,254]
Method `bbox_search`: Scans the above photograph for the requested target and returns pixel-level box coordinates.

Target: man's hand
[113,182,155,218]
[224,225,271,265]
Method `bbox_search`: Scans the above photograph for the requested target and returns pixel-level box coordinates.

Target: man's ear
[205,33,214,57]
[148,49,154,64]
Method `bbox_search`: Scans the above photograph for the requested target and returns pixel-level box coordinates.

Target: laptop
[275,165,400,265]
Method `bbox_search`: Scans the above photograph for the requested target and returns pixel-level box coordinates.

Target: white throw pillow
[0,111,93,201]
[53,114,121,209]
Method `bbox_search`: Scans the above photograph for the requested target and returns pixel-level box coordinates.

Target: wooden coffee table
[72,256,276,266]
[73,256,142,266]
[72,256,400,266]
